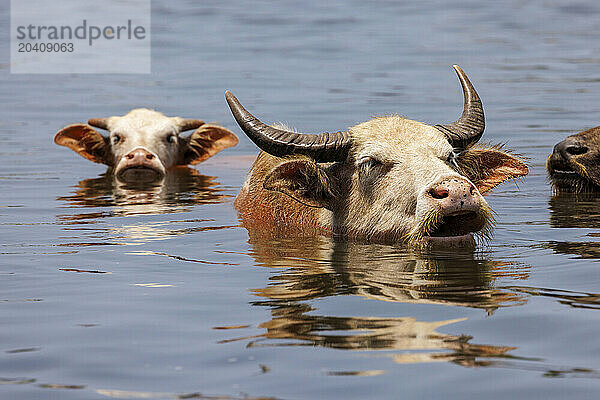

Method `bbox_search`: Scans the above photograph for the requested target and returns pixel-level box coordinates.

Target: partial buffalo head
[54,109,238,182]
[227,66,528,245]
[547,127,600,192]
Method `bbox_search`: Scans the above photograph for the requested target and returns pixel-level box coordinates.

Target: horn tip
[452,64,465,75]
[225,91,240,107]
[88,118,110,130]
[225,90,235,101]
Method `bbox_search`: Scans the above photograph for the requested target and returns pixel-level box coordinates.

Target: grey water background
[2,0,600,399]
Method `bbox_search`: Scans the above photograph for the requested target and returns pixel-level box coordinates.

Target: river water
[2,1,600,399]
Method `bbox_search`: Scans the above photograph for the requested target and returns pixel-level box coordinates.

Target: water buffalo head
[54,109,238,183]
[227,66,528,245]
[547,126,600,192]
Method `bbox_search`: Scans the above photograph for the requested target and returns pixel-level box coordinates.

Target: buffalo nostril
[146,153,154,160]
[555,139,587,158]
[126,154,134,160]
[429,187,449,199]
[566,145,588,156]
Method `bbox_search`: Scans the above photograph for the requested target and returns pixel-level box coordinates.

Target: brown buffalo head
[547,126,600,192]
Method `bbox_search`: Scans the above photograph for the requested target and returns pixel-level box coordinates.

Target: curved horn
[435,65,485,149]
[177,119,205,133]
[225,91,351,163]
[88,118,109,130]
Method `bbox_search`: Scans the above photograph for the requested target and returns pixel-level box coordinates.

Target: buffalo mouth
[117,166,164,183]
[547,159,598,192]
[423,211,482,241]
[425,211,480,238]
[413,209,492,247]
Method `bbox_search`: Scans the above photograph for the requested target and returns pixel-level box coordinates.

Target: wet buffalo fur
[235,152,335,235]
[547,126,600,192]
[236,115,528,243]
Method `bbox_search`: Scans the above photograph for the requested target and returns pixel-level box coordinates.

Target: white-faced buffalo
[54,109,238,182]
[226,66,528,245]
[547,127,600,192]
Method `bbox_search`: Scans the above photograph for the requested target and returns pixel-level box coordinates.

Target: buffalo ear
[456,146,529,194]
[264,158,336,208]
[54,124,111,165]
[182,124,238,165]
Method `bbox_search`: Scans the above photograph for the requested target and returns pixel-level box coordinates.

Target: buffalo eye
[166,134,177,144]
[111,134,121,145]
[358,157,383,178]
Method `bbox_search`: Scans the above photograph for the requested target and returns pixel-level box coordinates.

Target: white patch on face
[106,109,183,176]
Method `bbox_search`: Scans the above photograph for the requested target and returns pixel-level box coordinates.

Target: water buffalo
[226,66,528,245]
[547,127,600,192]
[54,109,238,182]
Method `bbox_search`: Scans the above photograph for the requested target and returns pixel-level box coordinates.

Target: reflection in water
[57,167,226,221]
[0,379,278,400]
[248,235,528,311]
[229,312,519,369]
[94,389,279,400]
[542,241,600,260]
[549,191,600,229]
[546,192,600,260]
[55,168,234,246]
[223,231,600,376]
[507,287,600,310]
[223,233,532,368]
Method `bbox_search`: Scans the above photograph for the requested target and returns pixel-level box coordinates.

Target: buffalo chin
[547,164,599,193]
[421,233,476,248]
[117,166,164,184]
[548,172,597,192]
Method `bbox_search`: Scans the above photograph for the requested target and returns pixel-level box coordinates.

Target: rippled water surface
[2,1,600,399]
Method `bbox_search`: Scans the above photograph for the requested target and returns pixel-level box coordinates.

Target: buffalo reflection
[248,236,528,311]
[505,287,600,311]
[57,167,227,222]
[533,190,600,309]
[549,191,600,229]
[546,191,600,259]
[221,233,531,368]
[222,233,600,376]
[225,313,518,369]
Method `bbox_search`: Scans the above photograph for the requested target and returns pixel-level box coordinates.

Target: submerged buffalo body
[228,66,528,245]
[55,109,238,182]
[547,126,600,192]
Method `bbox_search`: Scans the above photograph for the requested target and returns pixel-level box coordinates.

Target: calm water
[2,1,600,399]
